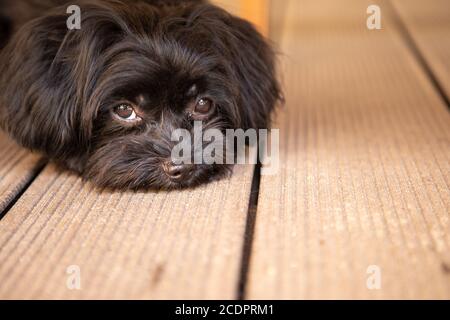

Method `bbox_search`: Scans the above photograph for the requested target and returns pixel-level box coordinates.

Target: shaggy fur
[0,0,281,190]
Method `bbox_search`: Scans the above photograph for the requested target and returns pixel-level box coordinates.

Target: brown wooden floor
[0,0,449,299]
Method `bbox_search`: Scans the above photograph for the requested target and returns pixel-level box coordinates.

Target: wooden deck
[0,0,449,299]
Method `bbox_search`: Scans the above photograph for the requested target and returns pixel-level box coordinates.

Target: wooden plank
[247,0,450,299]
[0,154,255,299]
[269,0,288,41]
[391,0,450,98]
[0,132,43,215]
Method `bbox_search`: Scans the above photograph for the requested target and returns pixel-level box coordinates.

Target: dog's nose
[163,162,193,181]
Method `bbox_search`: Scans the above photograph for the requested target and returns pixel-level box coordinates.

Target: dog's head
[0,0,281,190]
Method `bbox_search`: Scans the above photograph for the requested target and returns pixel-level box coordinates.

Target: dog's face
[0,0,281,190]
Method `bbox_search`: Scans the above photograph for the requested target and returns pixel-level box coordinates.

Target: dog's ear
[227,16,282,130]
[196,6,283,130]
[0,3,123,166]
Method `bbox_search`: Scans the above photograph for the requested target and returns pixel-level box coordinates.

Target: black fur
[0,0,281,190]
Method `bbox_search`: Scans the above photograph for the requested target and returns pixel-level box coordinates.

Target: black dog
[0,0,281,190]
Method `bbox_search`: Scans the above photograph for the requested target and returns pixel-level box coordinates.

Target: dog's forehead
[105,42,213,107]
[132,82,198,109]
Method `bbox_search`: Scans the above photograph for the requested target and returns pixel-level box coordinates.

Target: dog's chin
[85,162,233,191]
[163,164,233,190]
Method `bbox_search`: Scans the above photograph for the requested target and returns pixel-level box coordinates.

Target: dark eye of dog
[113,103,140,122]
[195,98,213,114]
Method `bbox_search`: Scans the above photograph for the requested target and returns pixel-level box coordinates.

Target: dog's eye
[113,104,139,121]
[194,98,213,114]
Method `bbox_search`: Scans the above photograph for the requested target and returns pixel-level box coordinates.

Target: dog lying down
[0,0,281,190]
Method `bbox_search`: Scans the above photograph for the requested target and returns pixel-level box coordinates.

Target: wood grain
[247,0,450,299]
[1,0,449,300]
[0,133,43,215]
[391,0,450,98]
[0,152,255,299]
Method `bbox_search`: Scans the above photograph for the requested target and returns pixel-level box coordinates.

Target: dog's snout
[163,161,193,181]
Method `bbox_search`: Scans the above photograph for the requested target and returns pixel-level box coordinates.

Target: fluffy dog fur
[0,0,281,190]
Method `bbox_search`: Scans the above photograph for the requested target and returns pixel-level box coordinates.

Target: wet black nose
[163,162,193,181]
